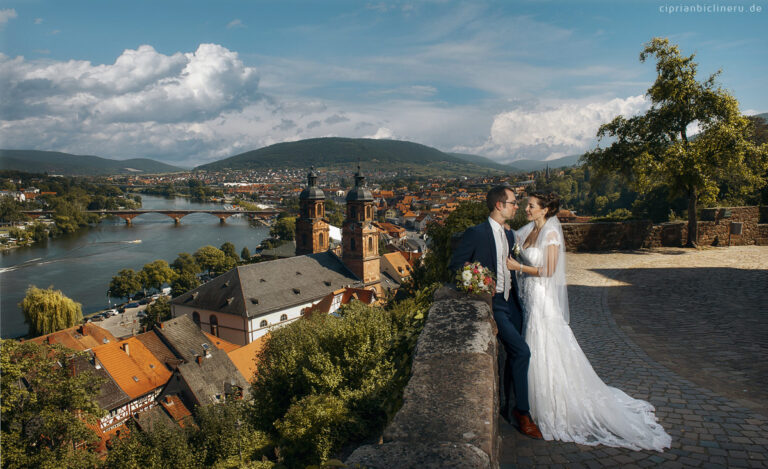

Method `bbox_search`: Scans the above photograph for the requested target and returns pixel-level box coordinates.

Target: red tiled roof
[30,324,117,351]
[159,394,194,427]
[92,337,172,399]
[204,332,241,353]
[227,336,268,383]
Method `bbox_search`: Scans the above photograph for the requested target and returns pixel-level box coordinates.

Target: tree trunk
[686,187,698,248]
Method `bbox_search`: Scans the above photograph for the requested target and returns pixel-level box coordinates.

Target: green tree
[190,399,271,467]
[241,246,251,262]
[109,268,142,301]
[1,340,104,468]
[584,38,768,246]
[220,241,238,260]
[0,197,28,223]
[20,286,83,336]
[324,200,344,226]
[269,216,296,241]
[140,296,172,330]
[171,252,201,275]
[139,259,177,293]
[104,420,200,469]
[194,245,236,276]
[409,201,488,290]
[250,285,436,467]
[171,271,201,297]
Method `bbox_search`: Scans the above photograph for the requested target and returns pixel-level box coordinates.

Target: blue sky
[1,0,766,167]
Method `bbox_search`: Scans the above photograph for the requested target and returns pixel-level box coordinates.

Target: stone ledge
[346,441,490,469]
[345,286,499,469]
[383,353,497,456]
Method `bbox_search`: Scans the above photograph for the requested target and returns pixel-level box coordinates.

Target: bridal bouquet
[455,261,495,294]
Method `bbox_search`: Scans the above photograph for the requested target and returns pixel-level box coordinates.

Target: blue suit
[449,220,531,414]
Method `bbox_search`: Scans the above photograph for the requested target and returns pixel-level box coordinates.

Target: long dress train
[518,241,671,451]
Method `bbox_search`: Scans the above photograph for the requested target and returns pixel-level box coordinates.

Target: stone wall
[562,206,766,251]
[346,287,499,469]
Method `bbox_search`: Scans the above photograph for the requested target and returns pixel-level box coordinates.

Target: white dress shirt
[488,216,511,300]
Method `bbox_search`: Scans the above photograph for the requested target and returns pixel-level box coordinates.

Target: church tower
[342,164,381,291]
[295,167,330,255]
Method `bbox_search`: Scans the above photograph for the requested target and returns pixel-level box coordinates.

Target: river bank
[1,195,269,339]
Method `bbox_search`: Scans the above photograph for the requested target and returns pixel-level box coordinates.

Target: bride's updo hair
[529,192,560,218]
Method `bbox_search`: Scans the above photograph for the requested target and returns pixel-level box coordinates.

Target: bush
[250,284,437,467]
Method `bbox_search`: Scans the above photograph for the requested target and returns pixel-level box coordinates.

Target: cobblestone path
[500,246,768,469]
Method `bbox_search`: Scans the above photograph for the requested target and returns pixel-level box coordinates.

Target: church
[171,165,384,345]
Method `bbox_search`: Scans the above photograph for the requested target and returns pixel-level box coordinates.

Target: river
[0,195,269,338]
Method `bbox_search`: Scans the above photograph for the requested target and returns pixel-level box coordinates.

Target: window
[351,238,356,251]
[302,233,308,247]
[316,205,321,217]
[260,320,268,328]
[350,207,357,219]
[319,232,324,247]
[368,237,373,252]
[192,312,201,327]
[210,314,219,337]
[280,314,288,322]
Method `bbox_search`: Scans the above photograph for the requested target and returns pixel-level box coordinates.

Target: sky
[0,0,766,168]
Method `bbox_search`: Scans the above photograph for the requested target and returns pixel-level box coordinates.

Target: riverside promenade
[500,246,768,469]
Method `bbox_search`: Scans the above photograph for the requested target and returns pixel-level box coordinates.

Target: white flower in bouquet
[455,261,495,294]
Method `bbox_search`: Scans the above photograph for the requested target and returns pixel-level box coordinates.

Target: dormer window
[293,288,300,294]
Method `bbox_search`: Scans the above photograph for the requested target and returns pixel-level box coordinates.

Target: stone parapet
[561,206,765,251]
[346,287,499,469]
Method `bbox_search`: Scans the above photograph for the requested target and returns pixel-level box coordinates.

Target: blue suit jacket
[449,220,522,310]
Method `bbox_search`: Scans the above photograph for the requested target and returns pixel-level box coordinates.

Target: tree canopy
[171,252,201,275]
[109,268,142,301]
[1,340,104,468]
[270,216,296,241]
[139,259,176,293]
[220,242,238,260]
[583,38,768,246]
[170,271,201,298]
[194,245,237,276]
[20,286,83,337]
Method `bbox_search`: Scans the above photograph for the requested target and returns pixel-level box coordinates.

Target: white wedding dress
[516,218,671,451]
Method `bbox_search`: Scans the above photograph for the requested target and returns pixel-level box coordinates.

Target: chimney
[196,356,202,365]
[159,322,164,329]
[122,343,130,356]
[164,395,173,405]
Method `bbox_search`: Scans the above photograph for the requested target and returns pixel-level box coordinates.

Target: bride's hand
[506,255,520,271]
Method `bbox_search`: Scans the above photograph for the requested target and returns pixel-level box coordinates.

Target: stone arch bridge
[23,209,280,225]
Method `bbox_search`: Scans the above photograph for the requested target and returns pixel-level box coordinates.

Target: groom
[449,185,543,439]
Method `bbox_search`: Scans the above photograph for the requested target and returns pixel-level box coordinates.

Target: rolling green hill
[447,152,521,172]
[195,138,508,177]
[508,154,583,172]
[0,150,185,175]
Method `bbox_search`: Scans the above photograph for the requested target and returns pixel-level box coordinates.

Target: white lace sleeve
[536,217,569,324]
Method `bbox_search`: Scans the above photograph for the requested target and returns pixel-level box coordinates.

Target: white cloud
[365,127,395,139]
[0,8,17,25]
[464,95,650,161]
[34,18,43,25]
[226,19,244,29]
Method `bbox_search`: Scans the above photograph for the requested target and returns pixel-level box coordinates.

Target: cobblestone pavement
[500,246,768,469]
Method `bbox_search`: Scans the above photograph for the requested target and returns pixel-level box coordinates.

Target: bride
[505,192,671,451]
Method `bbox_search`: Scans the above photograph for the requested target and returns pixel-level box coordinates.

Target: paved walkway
[500,246,768,469]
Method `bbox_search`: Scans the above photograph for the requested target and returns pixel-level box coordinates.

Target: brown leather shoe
[513,409,543,439]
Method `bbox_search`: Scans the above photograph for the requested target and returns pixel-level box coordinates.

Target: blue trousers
[493,292,530,414]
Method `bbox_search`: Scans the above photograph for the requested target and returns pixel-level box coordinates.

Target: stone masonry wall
[346,287,499,469]
[562,206,766,251]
